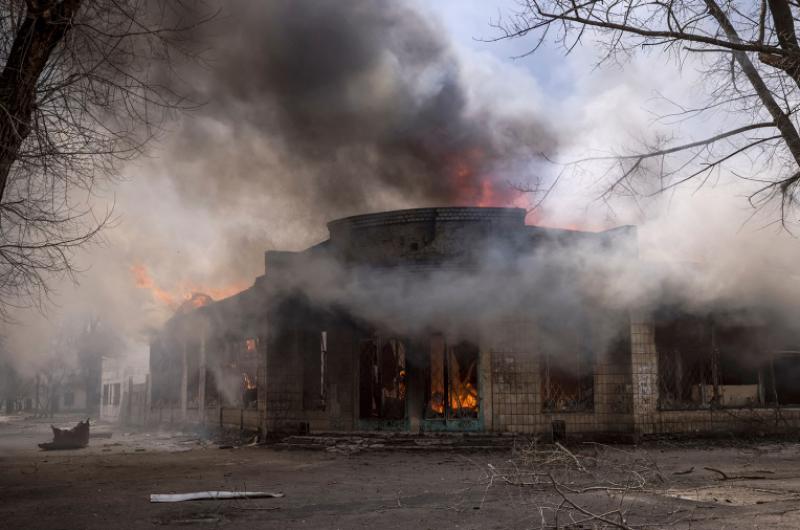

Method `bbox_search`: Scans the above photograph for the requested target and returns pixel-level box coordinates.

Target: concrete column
[630,312,659,436]
[145,373,151,425]
[406,338,424,434]
[126,376,133,425]
[259,327,269,438]
[479,344,493,432]
[181,340,188,422]
[198,325,206,425]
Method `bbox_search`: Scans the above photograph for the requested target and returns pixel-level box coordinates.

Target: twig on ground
[548,473,635,530]
[704,466,729,480]
[555,442,586,472]
[704,466,767,480]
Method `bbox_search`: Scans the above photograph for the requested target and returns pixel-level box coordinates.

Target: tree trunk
[0,0,83,201]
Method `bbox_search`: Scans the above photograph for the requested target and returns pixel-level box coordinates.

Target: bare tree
[495,0,800,225]
[0,0,210,320]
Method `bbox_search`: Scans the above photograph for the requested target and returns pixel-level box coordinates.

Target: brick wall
[487,317,634,437]
[631,316,659,434]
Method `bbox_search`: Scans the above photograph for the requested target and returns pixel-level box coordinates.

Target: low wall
[641,407,800,436]
[148,405,261,431]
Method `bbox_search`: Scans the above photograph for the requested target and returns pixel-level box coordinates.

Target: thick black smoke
[164,0,555,218]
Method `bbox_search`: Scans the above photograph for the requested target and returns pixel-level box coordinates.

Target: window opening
[425,335,479,419]
[359,337,406,420]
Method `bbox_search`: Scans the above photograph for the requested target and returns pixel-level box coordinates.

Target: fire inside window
[425,336,479,420]
[245,338,256,352]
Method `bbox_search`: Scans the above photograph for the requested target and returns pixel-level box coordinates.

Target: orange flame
[446,148,521,207]
[449,380,479,412]
[445,149,610,232]
[131,264,176,307]
[429,342,479,416]
[130,263,248,312]
[175,293,214,314]
[242,373,256,390]
[430,380,479,415]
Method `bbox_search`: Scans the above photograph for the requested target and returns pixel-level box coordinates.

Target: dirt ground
[3,416,800,529]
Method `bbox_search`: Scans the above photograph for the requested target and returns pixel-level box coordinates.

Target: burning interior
[147,207,800,438]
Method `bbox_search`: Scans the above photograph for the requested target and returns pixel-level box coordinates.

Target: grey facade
[150,207,800,438]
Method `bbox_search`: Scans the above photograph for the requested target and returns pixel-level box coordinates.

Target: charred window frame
[359,336,407,421]
[540,316,595,413]
[424,335,480,420]
[771,350,800,405]
[102,384,110,406]
[211,337,257,409]
[657,315,767,410]
[656,316,713,410]
[541,350,594,413]
[112,383,121,406]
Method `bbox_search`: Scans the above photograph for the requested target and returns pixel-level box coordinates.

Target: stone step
[276,433,519,452]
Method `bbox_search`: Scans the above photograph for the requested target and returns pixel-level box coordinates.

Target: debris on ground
[90,432,113,439]
[38,419,90,450]
[277,433,516,454]
[150,491,284,503]
[213,429,260,450]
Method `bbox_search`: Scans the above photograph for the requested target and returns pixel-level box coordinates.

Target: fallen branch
[704,466,729,480]
[704,467,767,481]
[548,473,634,530]
[555,442,586,472]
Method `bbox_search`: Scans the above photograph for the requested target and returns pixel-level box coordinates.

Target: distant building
[58,374,88,412]
[99,353,149,424]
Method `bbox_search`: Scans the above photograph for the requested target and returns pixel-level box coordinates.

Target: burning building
[149,206,800,439]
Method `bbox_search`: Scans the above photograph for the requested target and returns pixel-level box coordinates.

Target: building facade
[149,207,800,439]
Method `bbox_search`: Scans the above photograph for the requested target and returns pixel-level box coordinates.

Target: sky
[2,0,797,373]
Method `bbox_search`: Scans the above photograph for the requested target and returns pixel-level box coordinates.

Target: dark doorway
[359,337,406,420]
[773,352,800,405]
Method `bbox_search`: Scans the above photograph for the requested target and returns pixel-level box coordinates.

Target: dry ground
[2,416,800,529]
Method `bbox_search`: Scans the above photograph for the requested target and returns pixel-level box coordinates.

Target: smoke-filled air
[2,0,797,377]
